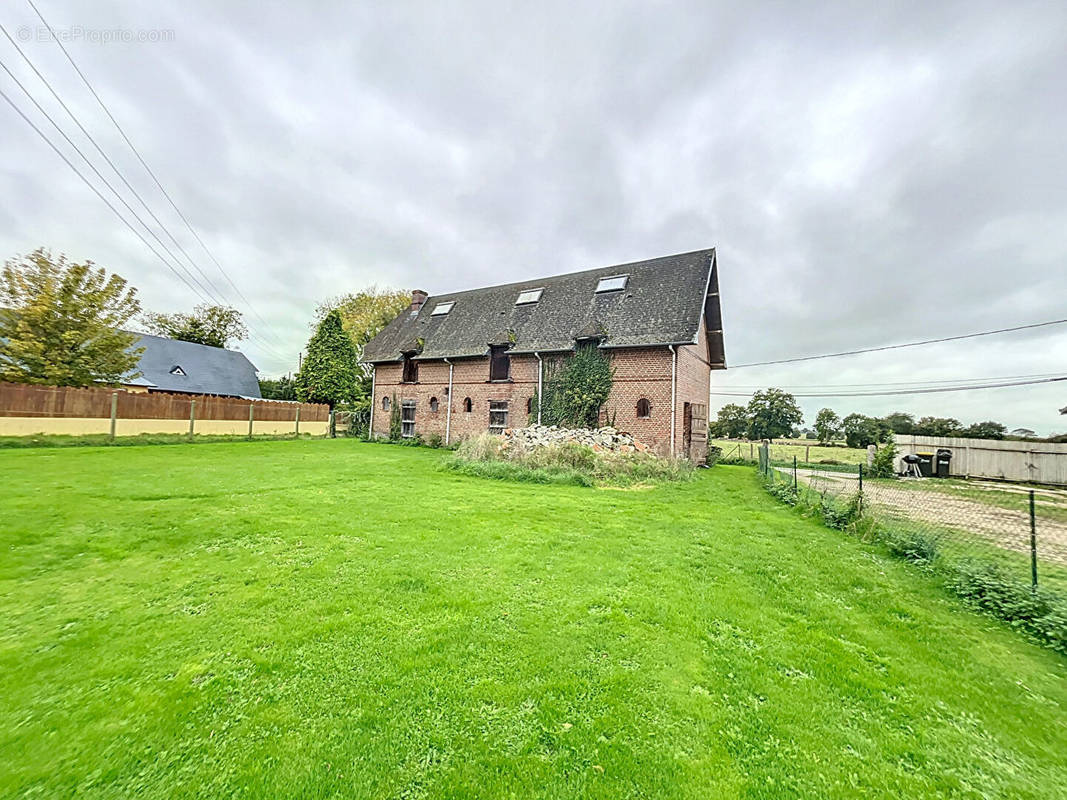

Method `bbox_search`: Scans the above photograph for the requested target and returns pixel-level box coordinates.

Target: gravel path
[785,469,1067,566]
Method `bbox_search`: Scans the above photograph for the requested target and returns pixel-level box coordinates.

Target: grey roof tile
[363,248,718,362]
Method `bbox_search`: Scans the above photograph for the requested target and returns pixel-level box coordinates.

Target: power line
[1,53,291,366]
[26,0,284,348]
[730,319,1067,369]
[723,372,1065,390]
[0,54,219,303]
[0,25,290,366]
[0,23,229,301]
[0,85,213,302]
[711,375,1067,399]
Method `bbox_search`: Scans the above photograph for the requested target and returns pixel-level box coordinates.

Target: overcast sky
[2,1,1065,432]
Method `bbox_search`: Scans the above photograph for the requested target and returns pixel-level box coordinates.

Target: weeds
[445,433,695,487]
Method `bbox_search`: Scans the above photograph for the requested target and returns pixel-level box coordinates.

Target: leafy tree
[745,388,802,440]
[814,408,842,444]
[316,287,409,371]
[538,345,614,428]
[294,310,359,408]
[842,413,890,449]
[881,412,916,435]
[259,374,297,400]
[711,403,749,439]
[142,304,247,348]
[0,248,142,386]
[914,416,962,437]
[961,420,1007,440]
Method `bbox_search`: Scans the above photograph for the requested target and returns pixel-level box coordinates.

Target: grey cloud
[1,0,1065,430]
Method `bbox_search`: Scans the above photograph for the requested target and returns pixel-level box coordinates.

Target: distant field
[713,438,869,466]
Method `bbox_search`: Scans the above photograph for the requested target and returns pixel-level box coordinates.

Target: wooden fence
[894,434,1067,486]
[0,382,329,437]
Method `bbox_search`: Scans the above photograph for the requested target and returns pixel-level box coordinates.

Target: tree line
[710,388,1016,447]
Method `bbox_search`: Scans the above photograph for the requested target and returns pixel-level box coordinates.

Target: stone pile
[501,424,651,454]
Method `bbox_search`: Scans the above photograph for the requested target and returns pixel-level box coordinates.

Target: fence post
[750,441,754,461]
[805,444,810,464]
[109,392,118,440]
[329,409,335,438]
[248,402,255,439]
[1030,490,1038,592]
[858,463,864,514]
[793,455,798,491]
[295,406,301,436]
[188,399,196,440]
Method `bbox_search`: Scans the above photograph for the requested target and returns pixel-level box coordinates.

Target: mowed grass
[2,441,1066,799]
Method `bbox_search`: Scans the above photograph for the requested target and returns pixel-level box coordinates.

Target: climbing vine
[532,344,614,428]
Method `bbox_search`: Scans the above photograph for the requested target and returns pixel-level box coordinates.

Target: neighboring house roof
[126,333,261,397]
[363,248,724,364]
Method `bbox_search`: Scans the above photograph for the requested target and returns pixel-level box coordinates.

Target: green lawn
[2,441,1066,798]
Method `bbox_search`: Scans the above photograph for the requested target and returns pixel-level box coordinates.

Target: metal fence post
[329,409,335,438]
[188,399,196,439]
[793,455,798,491]
[1030,490,1038,592]
[109,392,118,440]
[295,406,301,436]
[858,463,864,514]
[248,402,255,439]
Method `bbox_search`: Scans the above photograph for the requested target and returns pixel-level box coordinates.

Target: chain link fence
[757,444,1067,652]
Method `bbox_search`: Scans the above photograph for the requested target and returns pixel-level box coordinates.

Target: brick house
[361,248,725,461]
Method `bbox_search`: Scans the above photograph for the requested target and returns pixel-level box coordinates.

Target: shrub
[869,440,897,478]
[950,563,1067,654]
[427,433,444,449]
[883,528,940,563]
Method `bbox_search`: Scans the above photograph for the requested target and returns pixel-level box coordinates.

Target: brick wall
[371,339,712,459]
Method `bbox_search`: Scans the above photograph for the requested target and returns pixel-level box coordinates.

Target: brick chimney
[410,289,428,313]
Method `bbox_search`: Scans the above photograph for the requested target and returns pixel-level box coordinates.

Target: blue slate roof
[127,333,261,397]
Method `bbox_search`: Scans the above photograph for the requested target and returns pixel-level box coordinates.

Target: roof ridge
[421,247,716,302]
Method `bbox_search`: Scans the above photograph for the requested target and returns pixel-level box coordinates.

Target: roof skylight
[595,275,628,293]
[430,301,455,316]
[515,288,543,305]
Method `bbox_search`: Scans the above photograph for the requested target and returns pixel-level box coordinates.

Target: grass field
[713,438,869,466]
[3,440,1067,798]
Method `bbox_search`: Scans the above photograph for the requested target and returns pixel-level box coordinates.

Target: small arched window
[526,397,534,414]
[463,397,472,413]
[636,398,651,418]
[382,396,390,411]
[429,397,439,412]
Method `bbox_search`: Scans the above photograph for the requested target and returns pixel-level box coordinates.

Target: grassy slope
[1,440,1065,799]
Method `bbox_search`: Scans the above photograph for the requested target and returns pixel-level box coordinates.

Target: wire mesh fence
[761,447,1067,597]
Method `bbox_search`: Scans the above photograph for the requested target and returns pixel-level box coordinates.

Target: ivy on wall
[532,344,614,428]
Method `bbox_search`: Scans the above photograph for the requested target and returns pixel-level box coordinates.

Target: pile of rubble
[501,424,651,454]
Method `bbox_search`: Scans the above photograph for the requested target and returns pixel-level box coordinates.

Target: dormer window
[595,275,628,292]
[169,365,186,376]
[489,346,510,381]
[515,288,543,305]
[402,355,418,383]
[430,301,454,316]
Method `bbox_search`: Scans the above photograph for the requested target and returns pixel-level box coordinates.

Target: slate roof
[125,333,261,397]
[363,248,723,363]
